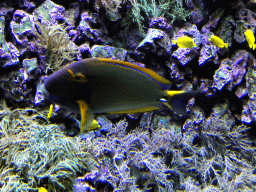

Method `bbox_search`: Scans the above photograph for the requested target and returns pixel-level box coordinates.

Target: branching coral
[0,101,93,191]
[76,106,256,191]
[123,0,191,35]
[78,120,173,191]
[95,0,123,21]
[36,22,78,72]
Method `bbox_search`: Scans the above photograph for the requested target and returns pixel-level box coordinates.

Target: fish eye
[74,74,84,80]
[73,73,88,83]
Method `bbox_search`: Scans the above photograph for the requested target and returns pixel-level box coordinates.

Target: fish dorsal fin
[98,58,171,88]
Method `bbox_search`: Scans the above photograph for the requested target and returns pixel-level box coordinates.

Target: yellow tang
[172,36,197,48]
[209,35,229,48]
[38,187,47,192]
[41,58,200,133]
[244,29,256,50]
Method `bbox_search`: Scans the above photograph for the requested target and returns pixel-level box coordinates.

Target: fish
[244,29,256,50]
[38,187,47,192]
[209,35,229,48]
[41,58,201,133]
[172,36,197,48]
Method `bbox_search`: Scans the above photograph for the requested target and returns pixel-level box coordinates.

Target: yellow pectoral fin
[77,100,94,133]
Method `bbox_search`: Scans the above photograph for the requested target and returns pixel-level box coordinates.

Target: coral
[123,0,191,35]
[0,101,93,191]
[95,0,123,21]
[75,104,256,191]
[179,104,256,191]
[76,120,173,191]
[36,22,78,71]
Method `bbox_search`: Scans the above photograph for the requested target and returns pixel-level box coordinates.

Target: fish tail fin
[172,40,177,45]
[224,43,229,49]
[166,90,202,115]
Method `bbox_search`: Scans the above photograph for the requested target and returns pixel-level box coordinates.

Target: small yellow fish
[244,29,256,50]
[41,58,201,133]
[209,35,229,48]
[38,187,47,192]
[172,36,197,48]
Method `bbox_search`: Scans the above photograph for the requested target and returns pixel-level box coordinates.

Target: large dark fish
[41,58,200,132]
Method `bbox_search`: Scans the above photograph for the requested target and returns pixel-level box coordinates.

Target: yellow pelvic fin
[88,119,101,131]
[47,104,54,119]
[224,43,229,49]
[77,100,94,133]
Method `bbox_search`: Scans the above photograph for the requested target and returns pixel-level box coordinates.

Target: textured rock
[77,43,91,60]
[137,28,172,57]
[227,50,248,90]
[167,61,184,84]
[212,58,232,91]
[33,0,65,24]
[0,16,20,68]
[64,2,80,29]
[22,58,41,80]
[213,50,248,91]
[198,42,219,66]
[10,10,37,50]
[75,11,111,45]
[91,45,127,60]
[186,0,209,27]
[0,69,34,107]
[234,8,256,44]
[149,17,172,32]
[201,8,225,34]
[215,15,235,49]
[172,48,198,66]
